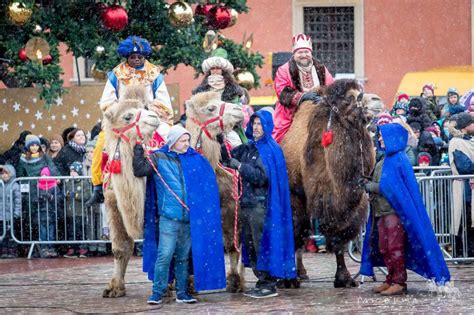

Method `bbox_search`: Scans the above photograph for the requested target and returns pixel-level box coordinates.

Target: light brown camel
[281,79,384,287]
[184,91,245,292]
[100,86,161,298]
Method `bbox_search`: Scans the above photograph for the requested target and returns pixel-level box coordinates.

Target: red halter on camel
[191,102,226,140]
[112,110,144,143]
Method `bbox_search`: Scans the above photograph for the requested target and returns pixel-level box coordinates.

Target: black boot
[85,186,104,207]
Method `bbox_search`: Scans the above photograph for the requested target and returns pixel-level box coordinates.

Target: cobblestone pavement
[0,253,473,314]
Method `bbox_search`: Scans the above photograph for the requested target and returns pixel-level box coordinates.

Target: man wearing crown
[272,34,334,143]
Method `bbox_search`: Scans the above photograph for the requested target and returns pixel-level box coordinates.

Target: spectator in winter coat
[420,84,440,120]
[448,113,474,256]
[0,164,21,258]
[54,128,87,176]
[407,98,433,131]
[442,88,465,118]
[46,134,64,160]
[2,130,31,168]
[135,125,226,305]
[417,130,441,166]
[391,101,409,121]
[223,110,296,299]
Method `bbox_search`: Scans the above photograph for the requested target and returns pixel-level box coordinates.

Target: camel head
[102,86,160,142]
[322,79,385,124]
[185,91,244,137]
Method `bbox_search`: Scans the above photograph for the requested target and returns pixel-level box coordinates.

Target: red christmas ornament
[208,6,231,30]
[101,5,128,32]
[18,47,28,61]
[195,4,213,17]
[42,54,53,65]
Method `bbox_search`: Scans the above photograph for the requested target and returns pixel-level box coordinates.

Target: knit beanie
[69,161,84,175]
[397,93,410,103]
[455,112,474,130]
[166,125,191,149]
[417,154,432,165]
[25,134,40,149]
[447,87,459,98]
[376,113,393,126]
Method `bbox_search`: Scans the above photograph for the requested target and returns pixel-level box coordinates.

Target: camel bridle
[112,110,144,143]
[191,102,226,140]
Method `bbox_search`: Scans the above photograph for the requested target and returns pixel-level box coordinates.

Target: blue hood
[379,123,408,155]
[245,110,274,143]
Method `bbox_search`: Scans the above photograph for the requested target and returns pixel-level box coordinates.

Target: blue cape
[243,110,296,279]
[360,123,450,284]
[142,146,226,291]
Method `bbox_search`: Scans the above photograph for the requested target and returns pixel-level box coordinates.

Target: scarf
[207,74,226,91]
[68,141,86,154]
[296,61,320,92]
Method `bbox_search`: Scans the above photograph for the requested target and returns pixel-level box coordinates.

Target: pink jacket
[272,62,334,143]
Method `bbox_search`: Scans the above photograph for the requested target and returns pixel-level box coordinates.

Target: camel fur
[281,79,384,287]
[101,85,161,298]
[185,91,246,292]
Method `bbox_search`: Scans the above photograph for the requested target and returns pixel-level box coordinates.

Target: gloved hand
[85,185,104,207]
[228,158,241,170]
[364,181,380,194]
[216,133,225,145]
[299,91,321,104]
[220,143,231,164]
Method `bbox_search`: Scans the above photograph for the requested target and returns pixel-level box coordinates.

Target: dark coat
[418,131,440,165]
[407,98,433,130]
[231,143,268,208]
[54,144,85,176]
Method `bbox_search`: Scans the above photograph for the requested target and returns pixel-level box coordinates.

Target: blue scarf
[360,123,450,285]
[243,110,296,279]
[142,146,226,291]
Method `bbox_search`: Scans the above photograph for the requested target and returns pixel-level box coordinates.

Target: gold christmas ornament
[234,70,255,90]
[25,37,50,63]
[91,64,107,81]
[228,9,238,27]
[168,1,193,28]
[33,24,42,34]
[95,45,105,55]
[7,1,33,26]
[202,30,218,53]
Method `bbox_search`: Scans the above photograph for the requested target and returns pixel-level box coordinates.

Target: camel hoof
[102,286,126,298]
[226,273,242,293]
[297,269,309,280]
[334,277,359,288]
[277,278,301,289]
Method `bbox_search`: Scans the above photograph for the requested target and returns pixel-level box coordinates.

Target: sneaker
[46,248,58,258]
[147,293,162,305]
[246,288,278,299]
[176,292,197,304]
[318,245,327,253]
[78,249,88,258]
[305,239,318,253]
[243,288,260,297]
[63,248,77,258]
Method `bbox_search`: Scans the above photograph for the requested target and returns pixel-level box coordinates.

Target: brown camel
[100,86,161,298]
[281,79,384,287]
[184,91,245,292]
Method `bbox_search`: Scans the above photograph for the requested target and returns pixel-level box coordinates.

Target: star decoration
[2,98,6,104]
[1,121,9,132]
[30,123,36,129]
[55,97,63,106]
[86,113,91,119]
[47,126,52,131]
[13,102,21,112]
[35,110,43,120]
[73,123,78,128]
[32,97,37,103]
[62,114,67,120]
[25,108,30,114]
[80,99,85,105]
[51,115,56,120]
[71,107,79,117]
[18,121,23,127]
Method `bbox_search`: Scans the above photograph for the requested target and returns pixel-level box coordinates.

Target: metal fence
[0,180,5,241]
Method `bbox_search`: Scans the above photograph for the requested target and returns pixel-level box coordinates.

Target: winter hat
[25,134,40,149]
[393,101,409,112]
[38,167,57,190]
[376,113,393,126]
[201,48,234,74]
[455,112,474,130]
[417,153,432,165]
[397,93,410,103]
[117,35,152,58]
[425,126,440,137]
[408,98,424,113]
[409,121,422,133]
[166,125,191,149]
[422,84,435,94]
[85,139,96,150]
[292,33,312,53]
[69,161,84,175]
[447,87,459,98]
[49,134,64,147]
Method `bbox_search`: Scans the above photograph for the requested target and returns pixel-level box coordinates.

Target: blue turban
[117,36,152,58]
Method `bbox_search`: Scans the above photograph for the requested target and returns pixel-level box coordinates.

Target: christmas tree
[0,0,263,109]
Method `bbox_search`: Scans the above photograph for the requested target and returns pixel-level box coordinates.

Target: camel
[184,91,245,292]
[281,79,384,287]
[100,86,161,298]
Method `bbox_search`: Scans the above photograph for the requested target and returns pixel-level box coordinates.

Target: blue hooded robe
[142,146,226,292]
[242,110,296,279]
[360,123,450,285]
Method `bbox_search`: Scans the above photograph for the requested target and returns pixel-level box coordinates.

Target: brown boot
[372,282,390,293]
[380,284,407,296]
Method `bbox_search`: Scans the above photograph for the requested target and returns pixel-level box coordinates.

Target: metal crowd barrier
[6,176,113,259]
[0,180,5,241]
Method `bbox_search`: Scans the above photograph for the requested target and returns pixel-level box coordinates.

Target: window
[303,6,354,74]
[71,57,98,85]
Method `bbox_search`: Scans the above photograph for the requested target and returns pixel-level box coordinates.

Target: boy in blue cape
[133,125,226,305]
[360,123,450,295]
[224,110,296,299]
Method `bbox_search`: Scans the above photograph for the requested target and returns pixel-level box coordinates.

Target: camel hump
[120,84,147,103]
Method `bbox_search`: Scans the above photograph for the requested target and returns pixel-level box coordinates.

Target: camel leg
[334,250,358,288]
[296,248,309,280]
[102,190,135,298]
[227,251,243,292]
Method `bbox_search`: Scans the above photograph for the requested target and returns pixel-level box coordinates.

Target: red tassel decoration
[321,130,333,147]
[110,159,121,174]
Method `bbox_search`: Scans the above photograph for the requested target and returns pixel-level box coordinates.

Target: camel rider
[192,48,247,148]
[87,35,173,206]
[221,110,296,299]
[272,33,334,143]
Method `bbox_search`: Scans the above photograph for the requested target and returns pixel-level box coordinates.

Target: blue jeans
[152,216,191,296]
